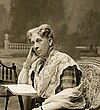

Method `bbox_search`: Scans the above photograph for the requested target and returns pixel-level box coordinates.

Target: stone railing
[75,46,100,56]
[3,34,30,50]
[4,34,61,50]
[8,43,61,50]
[4,34,30,50]
[9,43,30,50]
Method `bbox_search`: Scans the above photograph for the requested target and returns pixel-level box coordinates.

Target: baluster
[12,45,13,49]
[2,66,4,80]
[24,44,25,49]
[16,43,17,49]
[26,45,27,49]
[9,44,10,49]
[11,44,12,49]
[25,44,26,49]
[25,45,27,49]
[20,44,21,49]
[6,68,8,80]
[17,44,18,49]
[23,44,24,50]
[0,65,1,79]
[13,43,15,49]
[18,44,19,49]
[11,44,13,49]
[14,44,16,49]
[15,44,16,49]
[12,63,17,83]
[10,68,12,80]
[10,44,12,49]
[28,44,29,49]
[21,44,22,49]
[13,44,14,49]
[16,44,18,49]
[18,44,20,49]
[15,43,17,49]
[17,43,19,49]
[22,44,23,49]
[23,44,24,49]
[25,44,27,49]
[23,44,25,49]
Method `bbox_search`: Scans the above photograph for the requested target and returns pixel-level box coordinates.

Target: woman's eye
[31,41,35,45]
[36,38,42,43]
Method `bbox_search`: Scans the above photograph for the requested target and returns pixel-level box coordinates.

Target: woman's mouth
[36,50,42,54]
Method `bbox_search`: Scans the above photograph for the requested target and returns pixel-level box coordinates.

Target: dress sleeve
[55,65,82,93]
[18,62,30,84]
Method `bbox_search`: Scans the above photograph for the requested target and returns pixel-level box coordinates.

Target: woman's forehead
[31,33,42,41]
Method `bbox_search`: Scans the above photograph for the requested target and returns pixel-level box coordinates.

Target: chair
[77,60,100,110]
[23,59,100,110]
[0,60,24,110]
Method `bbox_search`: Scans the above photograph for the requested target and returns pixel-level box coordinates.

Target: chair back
[0,60,24,110]
[0,60,17,84]
[77,60,100,109]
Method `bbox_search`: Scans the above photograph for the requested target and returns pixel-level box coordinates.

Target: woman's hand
[27,47,38,61]
[24,47,38,68]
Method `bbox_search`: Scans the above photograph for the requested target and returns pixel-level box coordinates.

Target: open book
[2,84,38,97]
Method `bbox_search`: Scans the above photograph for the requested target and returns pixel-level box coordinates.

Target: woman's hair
[27,24,53,40]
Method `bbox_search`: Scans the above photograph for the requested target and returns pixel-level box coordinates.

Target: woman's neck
[41,46,54,60]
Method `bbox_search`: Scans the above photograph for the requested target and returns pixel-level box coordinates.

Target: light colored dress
[18,49,86,109]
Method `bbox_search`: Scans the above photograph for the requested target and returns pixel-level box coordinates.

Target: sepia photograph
[0,0,100,110]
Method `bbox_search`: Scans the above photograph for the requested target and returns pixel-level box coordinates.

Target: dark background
[0,0,100,58]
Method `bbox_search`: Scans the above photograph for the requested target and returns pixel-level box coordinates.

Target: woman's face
[31,33,51,58]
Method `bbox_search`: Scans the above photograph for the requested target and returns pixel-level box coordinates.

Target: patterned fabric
[31,58,46,88]
[32,49,81,98]
[77,60,100,109]
[18,49,85,109]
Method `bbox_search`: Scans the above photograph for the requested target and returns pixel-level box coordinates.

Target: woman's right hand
[24,47,38,68]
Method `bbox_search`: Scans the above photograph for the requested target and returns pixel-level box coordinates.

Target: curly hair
[27,24,53,40]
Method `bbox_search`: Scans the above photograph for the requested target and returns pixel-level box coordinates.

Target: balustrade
[9,43,31,50]
[4,34,62,51]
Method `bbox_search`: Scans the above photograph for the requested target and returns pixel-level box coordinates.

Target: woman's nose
[34,43,39,50]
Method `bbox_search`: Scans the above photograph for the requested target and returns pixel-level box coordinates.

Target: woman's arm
[18,64,30,84]
[18,47,38,84]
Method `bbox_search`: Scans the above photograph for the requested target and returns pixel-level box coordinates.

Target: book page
[2,84,38,97]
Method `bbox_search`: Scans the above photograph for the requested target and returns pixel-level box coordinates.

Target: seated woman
[18,24,86,110]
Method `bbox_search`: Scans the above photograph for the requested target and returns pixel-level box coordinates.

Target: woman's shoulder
[53,50,75,63]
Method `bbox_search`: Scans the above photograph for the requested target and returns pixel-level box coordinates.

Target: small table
[1,84,37,110]
[0,85,24,110]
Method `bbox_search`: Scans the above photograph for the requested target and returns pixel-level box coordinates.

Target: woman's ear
[48,38,53,47]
